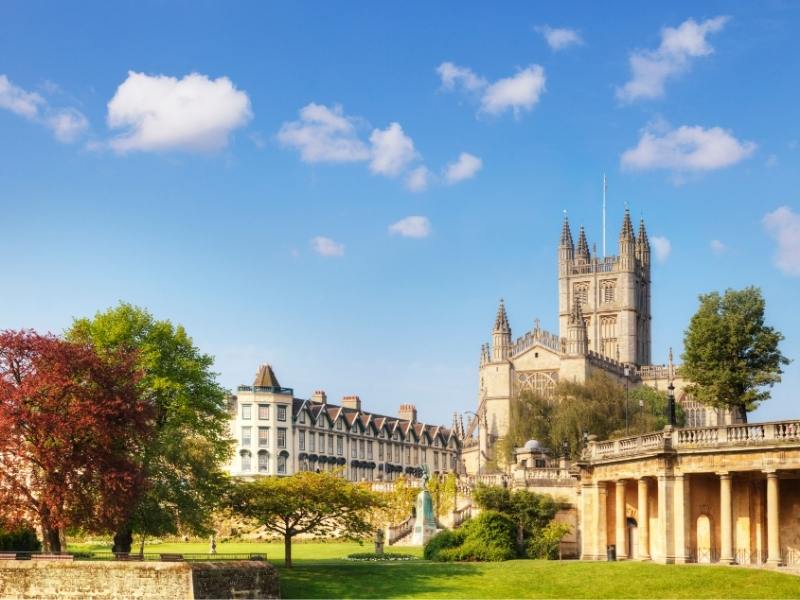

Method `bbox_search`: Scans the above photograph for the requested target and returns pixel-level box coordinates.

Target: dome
[524,439,541,451]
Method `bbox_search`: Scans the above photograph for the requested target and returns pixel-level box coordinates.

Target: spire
[494,298,510,332]
[566,296,588,356]
[619,208,635,241]
[254,363,280,388]
[560,213,574,248]
[637,217,649,246]
[576,225,590,261]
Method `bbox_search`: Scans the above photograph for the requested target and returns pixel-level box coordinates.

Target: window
[405,446,410,463]
[327,435,333,454]
[422,448,427,463]
[378,442,384,460]
[394,445,400,462]
[367,441,373,459]
[258,404,269,420]
[241,426,252,447]
[319,433,325,453]
[309,431,316,451]
[258,427,269,447]
[600,279,616,304]
[277,405,287,422]
[241,404,252,420]
[299,411,306,424]
[299,430,305,451]
[600,315,618,359]
[337,436,343,456]
[258,450,269,473]
[277,428,287,449]
[393,432,399,441]
[240,450,251,472]
[434,452,439,469]
[574,282,589,306]
[351,441,357,458]
[358,439,365,458]
[413,448,419,464]
[318,416,324,427]
[277,453,287,475]
[337,419,343,431]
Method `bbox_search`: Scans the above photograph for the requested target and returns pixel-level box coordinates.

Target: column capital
[764,469,779,477]
[616,479,627,487]
[717,471,731,479]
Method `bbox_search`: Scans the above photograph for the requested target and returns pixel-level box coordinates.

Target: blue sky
[1,1,799,427]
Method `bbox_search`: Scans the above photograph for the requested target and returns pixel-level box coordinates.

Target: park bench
[0,552,17,560]
[159,553,185,562]
[32,553,74,561]
[114,553,144,561]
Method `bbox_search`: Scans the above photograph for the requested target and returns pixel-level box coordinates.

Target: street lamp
[623,365,630,434]
[667,382,676,427]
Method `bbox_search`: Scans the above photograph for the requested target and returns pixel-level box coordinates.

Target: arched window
[258,450,269,473]
[600,279,616,304]
[574,282,589,306]
[277,451,289,475]
[600,315,617,358]
[240,450,252,473]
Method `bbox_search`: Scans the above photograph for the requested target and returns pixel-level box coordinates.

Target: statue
[410,464,438,545]
[374,528,385,555]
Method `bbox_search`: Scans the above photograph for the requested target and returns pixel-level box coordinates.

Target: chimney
[342,395,361,411]
[398,403,417,423]
[312,390,327,404]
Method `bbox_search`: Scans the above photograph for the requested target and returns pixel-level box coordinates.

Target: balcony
[237,385,294,395]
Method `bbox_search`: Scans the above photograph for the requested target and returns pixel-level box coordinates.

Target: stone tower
[478,299,514,442]
[558,210,651,366]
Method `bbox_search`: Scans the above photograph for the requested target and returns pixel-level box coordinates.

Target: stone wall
[0,560,280,600]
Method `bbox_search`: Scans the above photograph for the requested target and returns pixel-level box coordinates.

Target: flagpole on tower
[602,174,607,258]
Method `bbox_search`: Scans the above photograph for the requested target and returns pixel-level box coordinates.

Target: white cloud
[369,122,417,176]
[107,71,252,153]
[388,216,431,238]
[710,239,727,255]
[651,236,672,262]
[535,26,583,51]
[278,103,370,163]
[0,74,88,143]
[436,62,546,117]
[405,166,430,192]
[444,152,483,184]
[763,206,800,276]
[617,16,729,102]
[311,236,345,257]
[621,123,755,172]
[436,62,486,93]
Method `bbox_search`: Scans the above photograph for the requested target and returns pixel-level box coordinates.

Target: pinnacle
[494,298,510,332]
[620,208,635,240]
[560,213,574,247]
[637,217,649,246]
[576,225,590,259]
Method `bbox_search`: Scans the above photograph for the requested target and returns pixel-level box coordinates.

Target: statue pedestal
[410,488,437,546]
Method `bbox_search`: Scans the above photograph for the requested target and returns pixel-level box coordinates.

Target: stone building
[463,210,738,474]
[226,364,460,481]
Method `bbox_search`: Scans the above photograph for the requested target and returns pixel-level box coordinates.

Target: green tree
[228,472,382,567]
[428,472,458,518]
[67,303,233,553]
[682,287,790,421]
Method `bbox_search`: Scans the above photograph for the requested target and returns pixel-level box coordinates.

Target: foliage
[428,472,458,518]
[377,475,418,524]
[346,552,417,561]
[0,329,152,552]
[0,523,42,551]
[423,528,467,560]
[682,287,789,419]
[526,521,572,559]
[67,303,233,551]
[500,374,685,462]
[227,472,383,567]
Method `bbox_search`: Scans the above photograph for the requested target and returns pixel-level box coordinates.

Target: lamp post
[667,382,676,427]
[623,365,630,434]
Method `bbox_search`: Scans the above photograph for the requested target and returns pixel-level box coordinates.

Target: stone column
[672,474,691,564]
[719,473,734,564]
[615,480,627,559]
[596,482,608,561]
[637,478,650,560]
[657,475,674,563]
[766,471,781,566]
[579,483,594,560]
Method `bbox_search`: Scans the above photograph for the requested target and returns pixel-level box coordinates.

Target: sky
[1,1,799,427]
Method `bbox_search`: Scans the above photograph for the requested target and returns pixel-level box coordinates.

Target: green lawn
[68,541,799,598]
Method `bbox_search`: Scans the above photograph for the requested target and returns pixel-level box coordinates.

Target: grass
[68,541,799,598]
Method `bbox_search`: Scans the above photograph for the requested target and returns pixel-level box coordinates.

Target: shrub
[346,552,416,561]
[0,524,42,551]
[526,521,571,559]
[424,528,467,560]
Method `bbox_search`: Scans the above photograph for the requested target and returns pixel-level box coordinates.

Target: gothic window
[600,280,616,304]
[516,371,558,398]
[574,282,589,306]
[600,316,617,358]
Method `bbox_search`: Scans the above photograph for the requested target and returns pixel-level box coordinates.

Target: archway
[626,518,638,559]
[696,514,713,563]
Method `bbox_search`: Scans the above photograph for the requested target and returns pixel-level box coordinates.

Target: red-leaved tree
[0,330,153,552]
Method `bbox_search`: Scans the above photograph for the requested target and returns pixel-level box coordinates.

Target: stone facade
[227,364,460,481]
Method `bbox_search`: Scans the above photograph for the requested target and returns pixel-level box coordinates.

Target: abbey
[465,210,735,474]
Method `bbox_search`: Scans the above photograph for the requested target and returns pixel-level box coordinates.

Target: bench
[159,553,184,562]
[0,552,17,560]
[32,554,74,561]
[114,553,144,561]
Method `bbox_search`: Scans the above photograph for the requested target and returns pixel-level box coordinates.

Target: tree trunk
[112,527,134,554]
[516,523,525,557]
[284,533,293,568]
[43,527,61,554]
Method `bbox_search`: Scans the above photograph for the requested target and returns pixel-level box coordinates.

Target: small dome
[524,439,541,450]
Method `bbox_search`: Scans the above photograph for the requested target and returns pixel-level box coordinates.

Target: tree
[228,472,382,567]
[428,472,457,519]
[0,330,152,552]
[682,287,790,421]
[66,303,233,553]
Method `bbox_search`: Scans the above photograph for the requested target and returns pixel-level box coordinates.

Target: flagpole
[602,174,607,258]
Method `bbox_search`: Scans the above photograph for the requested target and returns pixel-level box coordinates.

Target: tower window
[574,282,589,306]
[600,280,616,304]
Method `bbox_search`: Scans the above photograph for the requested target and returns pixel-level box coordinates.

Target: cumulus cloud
[621,122,755,173]
[388,216,431,238]
[0,74,88,142]
[444,152,483,184]
[405,166,430,192]
[710,239,727,255]
[651,236,672,262]
[107,71,252,153]
[763,206,800,276]
[311,236,345,257]
[437,62,546,117]
[617,16,729,102]
[369,122,418,176]
[278,103,370,163]
[535,26,583,50]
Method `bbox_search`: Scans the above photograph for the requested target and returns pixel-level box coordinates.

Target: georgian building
[226,364,460,481]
